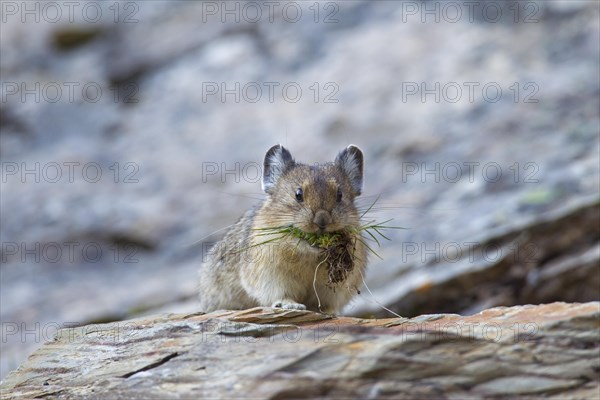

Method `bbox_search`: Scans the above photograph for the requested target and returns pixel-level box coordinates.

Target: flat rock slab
[1,302,599,399]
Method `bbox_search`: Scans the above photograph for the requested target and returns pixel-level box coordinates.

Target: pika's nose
[313,210,332,231]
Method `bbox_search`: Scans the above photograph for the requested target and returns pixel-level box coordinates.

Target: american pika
[198,144,368,314]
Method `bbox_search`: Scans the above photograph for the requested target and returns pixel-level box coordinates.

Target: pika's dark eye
[295,187,304,202]
[336,188,343,203]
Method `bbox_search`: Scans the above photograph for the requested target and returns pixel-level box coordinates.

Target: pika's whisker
[185,224,236,247]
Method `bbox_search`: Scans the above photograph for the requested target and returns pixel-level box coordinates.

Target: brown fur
[198,145,368,314]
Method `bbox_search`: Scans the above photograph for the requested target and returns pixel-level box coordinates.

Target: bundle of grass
[254,219,402,288]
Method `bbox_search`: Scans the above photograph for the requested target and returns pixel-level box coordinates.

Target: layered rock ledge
[1,302,598,399]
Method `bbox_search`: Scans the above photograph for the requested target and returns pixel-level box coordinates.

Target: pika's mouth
[255,225,350,251]
[298,235,326,250]
[288,227,347,250]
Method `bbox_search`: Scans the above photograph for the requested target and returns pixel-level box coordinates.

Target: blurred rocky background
[1,0,598,380]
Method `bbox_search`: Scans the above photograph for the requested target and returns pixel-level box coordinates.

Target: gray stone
[1,303,598,399]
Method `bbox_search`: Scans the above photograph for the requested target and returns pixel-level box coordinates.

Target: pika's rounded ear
[335,144,363,196]
[262,144,294,194]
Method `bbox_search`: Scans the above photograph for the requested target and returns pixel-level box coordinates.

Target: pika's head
[260,144,363,234]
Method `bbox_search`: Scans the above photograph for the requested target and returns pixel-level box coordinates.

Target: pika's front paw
[272,300,307,310]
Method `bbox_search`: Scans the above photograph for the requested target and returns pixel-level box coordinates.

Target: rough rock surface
[1,302,599,399]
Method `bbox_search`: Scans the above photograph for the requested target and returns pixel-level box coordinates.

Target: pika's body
[198,145,367,314]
